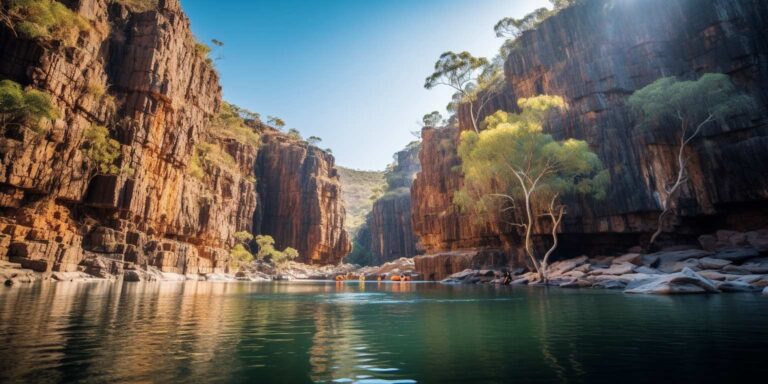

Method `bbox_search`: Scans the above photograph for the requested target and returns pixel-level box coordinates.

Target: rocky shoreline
[4,229,768,297]
[440,229,768,296]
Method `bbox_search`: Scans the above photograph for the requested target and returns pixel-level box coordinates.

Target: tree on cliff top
[0,79,59,134]
[421,111,444,128]
[424,51,501,132]
[455,95,607,282]
[628,73,757,246]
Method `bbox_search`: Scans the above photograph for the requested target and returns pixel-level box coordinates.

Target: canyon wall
[413,0,768,276]
[365,143,421,265]
[254,132,351,265]
[0,0,349,274]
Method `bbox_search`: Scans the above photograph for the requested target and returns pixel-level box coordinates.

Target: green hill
[337,167,385,235]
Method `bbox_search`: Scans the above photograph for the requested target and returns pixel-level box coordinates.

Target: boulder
[698,257,732,270]
[123,270,142,282]
[763,287,768,296]
[716,281,761,292]
[589,256,614,268]
[560,279,592,288]
[624,268,720,295]
[614,253,643,265]
[593,279,627,289]
[712,248,760,262]
[634,266,662,275]
[591,261,636,275]
[746,230,768,251]
[658,258,701,274]
[548,255,588,277]
[698,235,718,251]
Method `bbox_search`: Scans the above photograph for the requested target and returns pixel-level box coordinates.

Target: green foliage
[455,95,607,219]
[267,115,286,129]
[272,246,299,264]
[253,234,298,263]
[4,0,91,47]
[287,128,302,140]
[212,102,260,147]
[337,167,386,234]
[111,0,158,12]
[233,231,254,244]
[0,79,59,134]
[306,135,322,146]
[189,142,237,179]
[230,244,254,266]
[628,73,757,131]
[424,51,489,92]
[83,124,122,175]
[254,235,280,260]
[422,111,444,128]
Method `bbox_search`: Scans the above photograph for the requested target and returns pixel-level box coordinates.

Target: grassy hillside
[337,167,385,235]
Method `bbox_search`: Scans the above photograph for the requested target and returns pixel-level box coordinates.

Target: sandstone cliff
[254,131,351,265]
[412,0,768,277]
[351,142,420,265]
[0,0,349,275]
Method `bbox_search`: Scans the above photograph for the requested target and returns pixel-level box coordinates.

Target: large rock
[590,261,635,276]
[712,248,761,262]
[625,268,720,295]
[414,249,512,281]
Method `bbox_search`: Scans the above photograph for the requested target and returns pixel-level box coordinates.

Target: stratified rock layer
[411,0,768,277]
[0,0,349,274]
[254,132,351,265]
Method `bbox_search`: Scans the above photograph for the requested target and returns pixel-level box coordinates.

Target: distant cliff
[254,132,351,265]
[0,0,349,274]
[351,142,420,265]
[412,0,768,276]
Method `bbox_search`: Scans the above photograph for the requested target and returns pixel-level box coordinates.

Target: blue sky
[181,0,549,170]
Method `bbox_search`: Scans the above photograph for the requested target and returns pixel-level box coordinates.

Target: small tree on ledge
[628,73,757,246]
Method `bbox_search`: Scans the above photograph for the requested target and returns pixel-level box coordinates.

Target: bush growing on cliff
[267,116,286,129]
[287,128,302,141]
[213,102,260,147]
[273,247,299,264]
[306,136,322,146]
[188,142,237,179]
[2,0,91,47]
[455,95,607,282]
[0,79,59,134]
[628,73,757,246]
[83,124,121,175]
[230,244,254,266]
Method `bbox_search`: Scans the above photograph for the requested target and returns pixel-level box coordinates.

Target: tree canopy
[83,124,122,176]
[455,95,607,279]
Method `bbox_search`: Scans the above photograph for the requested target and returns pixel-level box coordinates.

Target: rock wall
[0,0,349,274]
[365,144,421,264]
[254,132,351,265]
[412,0,768,277]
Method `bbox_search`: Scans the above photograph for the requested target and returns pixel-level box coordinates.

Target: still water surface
[1,281,767,383]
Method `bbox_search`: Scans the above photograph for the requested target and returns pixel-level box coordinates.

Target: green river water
[1,281,766,383]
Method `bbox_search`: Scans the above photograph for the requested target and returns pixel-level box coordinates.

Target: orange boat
[335,275,345,281]
[390,275,401,282]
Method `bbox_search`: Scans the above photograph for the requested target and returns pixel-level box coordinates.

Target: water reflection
[1,282,767,383]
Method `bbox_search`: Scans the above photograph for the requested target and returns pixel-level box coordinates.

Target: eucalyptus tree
[628,73,757,245]
[455,95,607,282]
[424,51,495,133]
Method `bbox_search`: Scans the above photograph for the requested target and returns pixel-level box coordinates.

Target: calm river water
[1,281,766,383]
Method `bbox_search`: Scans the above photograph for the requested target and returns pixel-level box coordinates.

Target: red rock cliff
[0,0,349,274]
[412,0,768,276]
[254,132,351,265]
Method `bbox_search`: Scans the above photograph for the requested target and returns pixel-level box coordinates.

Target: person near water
[502,270,512,285]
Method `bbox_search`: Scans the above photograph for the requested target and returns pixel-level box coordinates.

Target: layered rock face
[254,132,351,265]
[366,144,421,265]
[0,0,349,275]
[412,0,768,277]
